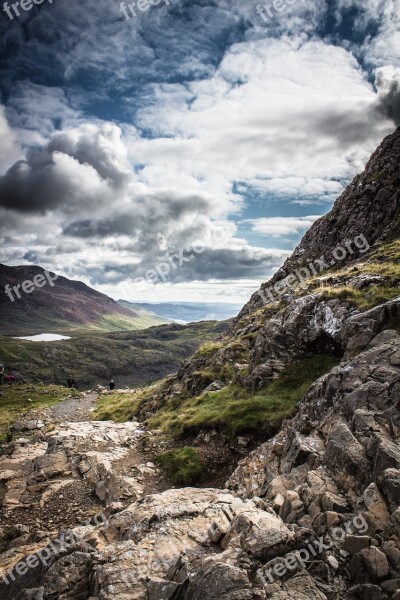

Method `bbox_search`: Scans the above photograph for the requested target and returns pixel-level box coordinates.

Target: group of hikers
[0,363,116,391]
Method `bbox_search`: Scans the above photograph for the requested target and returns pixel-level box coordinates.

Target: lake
[15,334,71,342]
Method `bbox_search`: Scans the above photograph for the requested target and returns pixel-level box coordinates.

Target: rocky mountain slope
[0,128,400,600]
[0,264,167,336]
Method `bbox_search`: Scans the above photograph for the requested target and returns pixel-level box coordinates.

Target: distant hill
[0,321,226,389]
[0,264,167,335]
[119,300,242,323]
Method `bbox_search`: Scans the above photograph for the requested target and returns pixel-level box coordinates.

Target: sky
[0,0,399,303]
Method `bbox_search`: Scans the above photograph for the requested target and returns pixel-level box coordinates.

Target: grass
[70,311,167,333]
[0,384,72,443]
[0,321,223,390]
[318,285,399,311]
[149,354,340,439]
[193,341,224,359]
[154,447,203,485]
[93,387,154,422]
[302,239,400,311]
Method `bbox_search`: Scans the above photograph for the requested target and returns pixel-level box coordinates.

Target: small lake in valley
[14,334,71,342]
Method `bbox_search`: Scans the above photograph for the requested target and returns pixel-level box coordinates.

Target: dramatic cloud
[0,0,398,302]
[245,216,320,237]
[375,66,400,125]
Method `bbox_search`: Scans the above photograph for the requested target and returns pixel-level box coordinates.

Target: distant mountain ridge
[0,264,167,335]
[119,300,242,323]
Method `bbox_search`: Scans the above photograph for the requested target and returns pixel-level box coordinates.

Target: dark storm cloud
[83,246,288,286]
[0,123,128,213]
[375,73,400,127]
[0,155,58,213]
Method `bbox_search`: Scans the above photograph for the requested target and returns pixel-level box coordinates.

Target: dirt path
[0,391,171,534]
[45,391,97,423]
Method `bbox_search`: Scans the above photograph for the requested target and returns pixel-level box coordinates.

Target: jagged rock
[379,468,400,512]
[42,551,92,598]
[201,381,225,394]
[184,561,253,600]
[359,547,390,581]
[245,296,349,388]
[221,506,291,559]
[325,422,370,487]
[350,584,383,600]
[261,571,328,599]
[147,577,183,600]
[363,483,391,529]
[343,535,371,555]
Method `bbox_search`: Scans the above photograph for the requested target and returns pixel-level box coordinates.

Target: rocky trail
[0,390,172,543]
[45,392,97,423]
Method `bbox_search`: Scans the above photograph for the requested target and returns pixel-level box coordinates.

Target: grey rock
[184,562,253,600]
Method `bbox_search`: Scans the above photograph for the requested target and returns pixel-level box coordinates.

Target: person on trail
[109,379,115,391]
[5,372,15,386]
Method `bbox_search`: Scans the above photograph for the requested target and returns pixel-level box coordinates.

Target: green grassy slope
[0,384,73,442]
[94,354,340,440]
[0,321,225,389]
[0,263,168,336]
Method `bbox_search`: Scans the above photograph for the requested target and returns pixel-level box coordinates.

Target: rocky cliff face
[1,130,400,600]
[241,126,400,318]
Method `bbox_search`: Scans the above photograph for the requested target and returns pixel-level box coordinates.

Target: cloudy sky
[0,0,399,303]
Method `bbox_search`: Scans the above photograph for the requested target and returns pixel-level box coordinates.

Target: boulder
[184,562,253,600]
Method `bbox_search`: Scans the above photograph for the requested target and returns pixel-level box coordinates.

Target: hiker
[5,374,15,386]
[109,379,115,391]
[67,377,73,388]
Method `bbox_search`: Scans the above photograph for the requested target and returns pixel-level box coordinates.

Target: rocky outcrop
[239,127,400,318]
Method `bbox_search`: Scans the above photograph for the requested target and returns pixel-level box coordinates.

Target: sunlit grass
[149,355,340,439]
[154,446,203,485]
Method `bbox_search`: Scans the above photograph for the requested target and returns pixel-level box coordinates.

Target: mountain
[0,264,167,335]
[119,300,243,323]
[241,127,400,319]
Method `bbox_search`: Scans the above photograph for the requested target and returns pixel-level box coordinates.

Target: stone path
[45,391,97,423]
[0,392,170,534]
